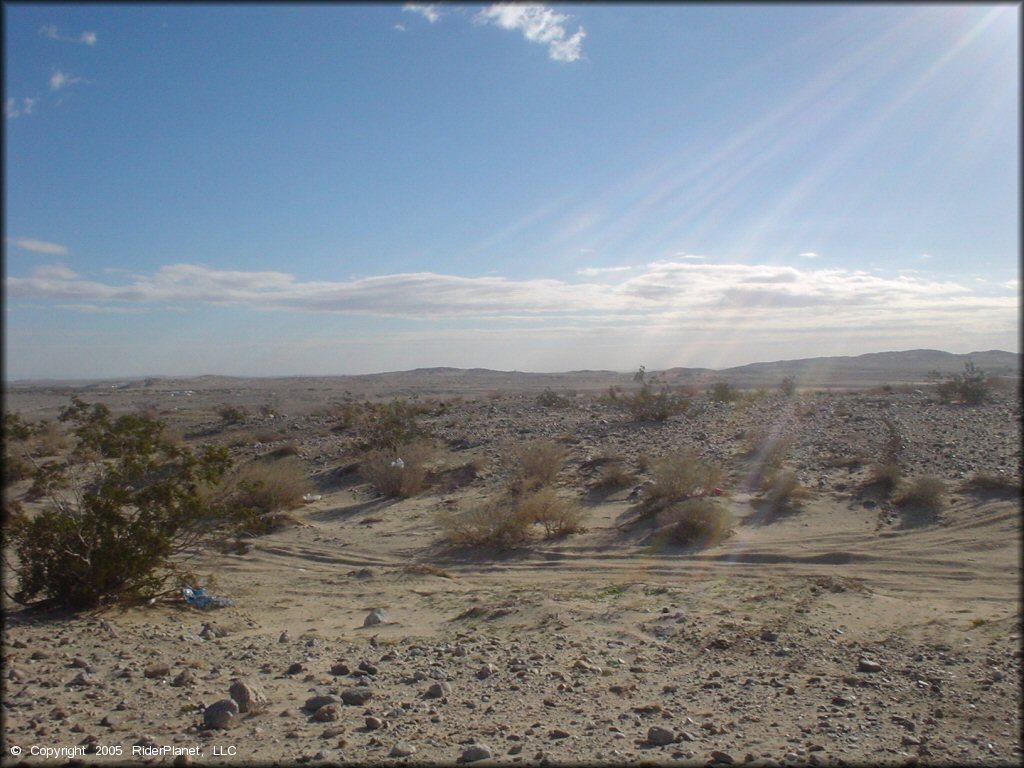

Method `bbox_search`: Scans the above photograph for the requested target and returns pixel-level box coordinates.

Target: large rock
[203,699,239,730]
[229,678,268,713]
[460,744,492,763]
[341,687,374,706]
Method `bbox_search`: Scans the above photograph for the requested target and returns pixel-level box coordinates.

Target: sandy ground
[2,370,1021,767]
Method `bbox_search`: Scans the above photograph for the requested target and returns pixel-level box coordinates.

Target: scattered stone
[331,662,351,676]
[477,664,497,680]
[858,658,883,673]
[710,749,735,764]
[203,699,239,730]
[279,631,291,643]
[172,669,195,687]
[364,608,388,627]
[365,716,385,730]
[304,695,340,712]
[425,682,451,699]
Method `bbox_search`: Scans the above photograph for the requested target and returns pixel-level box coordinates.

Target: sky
[3,3,1020,380]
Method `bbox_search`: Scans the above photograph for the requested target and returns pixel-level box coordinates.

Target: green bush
[780,376,797,397]
[934,362,990,405]
[536,388,571,408]
[708,381,739,403]
[6,398,232,609]
[357,399,427,451]
[217,404,248,424]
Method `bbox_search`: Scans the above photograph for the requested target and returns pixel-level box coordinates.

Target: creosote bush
[933,362,990,405]
[5,397,233,609]
[959,472,1021,498]
[642,449,723,515]
[757,469,810,510]
[864,462,902,496]
[218,455,312,532]
[654,497,731,548]
[357,399,428,451]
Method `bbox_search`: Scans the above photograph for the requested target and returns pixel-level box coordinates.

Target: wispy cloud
[49,70,84,91]
[403,4,442,24]
[4,97,37,119]
[7,260,1012,345]
[799,251,819,259]
[576,266,633,276]
[474,4,586,63]
[674,252,706,260]
[9,237,69,255]
[40,25,98,45]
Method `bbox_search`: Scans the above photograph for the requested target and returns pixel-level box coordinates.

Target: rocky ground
[2,377,1021,767]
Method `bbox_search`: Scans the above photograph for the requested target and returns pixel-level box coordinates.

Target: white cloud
[10,238,70,255]
[403,4,441,24]
[394,23,408,32]
[576,266,633,276]
[475,4,586,62]
[799,251,819,259]
[5,97,37,119]
[674,252,706,260]
[32,264,80,280]
[40,25,98,45]
[49,70,83,91]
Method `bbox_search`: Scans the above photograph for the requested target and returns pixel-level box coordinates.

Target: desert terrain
[2,350,1021,767]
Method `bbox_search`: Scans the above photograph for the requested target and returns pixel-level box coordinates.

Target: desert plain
[2,350,1021,767]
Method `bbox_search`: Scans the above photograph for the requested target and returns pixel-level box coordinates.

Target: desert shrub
[654,498,731,547]
[437,488,583,549]
[536,387,571,408]
[436,497,533,551]
[358,399,427,451]
[959,472,1022,497]
[864,462,902,496]
[223,455,311,518]
[217,404,248,424]
[617,367,687,422]
[708,381,739,403]
[3,450,34,485]
[5,398,233,609]
[516,486,585,538]
[897,476,946,511]
[758,470,810,510]
[780,376,797,397]
[263,442,300,460]
[934,362,990,405]
[360,440,434,499]
[591,461,638,491]
[30,420,68,457]
[642,449,723,514]
[510,439,567,494]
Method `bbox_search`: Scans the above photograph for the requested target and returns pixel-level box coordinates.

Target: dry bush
[357,399,427,451]
[654,498,732,547]
[511,439,567,493]
[217,404,248,424]
[897,476,946,511]
[222,456,312,521]
[864,462,902,496]
[263,442,300,460]
[592,461,638,491]
[361,440,435,498]
[516,487,585,538]
[642,449,723,514]
[30,420,68,457]
[436,498,533,551]
[758,470,811,510]
[959,472,1021,497]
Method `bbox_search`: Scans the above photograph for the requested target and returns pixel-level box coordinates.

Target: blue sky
[4,3,1019,380]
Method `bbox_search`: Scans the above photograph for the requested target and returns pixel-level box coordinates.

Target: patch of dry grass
[516,486,585,538]
[510,439,567,494]
[437,487,585,550]
[863,462,902,496]
[959,472,1021,497]
[224,455,312,517]
[897,476,946,512]
[756,469,811,510]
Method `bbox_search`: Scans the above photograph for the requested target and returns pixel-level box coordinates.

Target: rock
[229,678,268,713]
[172,669,195,687]
[331,662,351,676]
[200,622,228,639]
[477,664,497,680]
[203,699,239,730]
[314,704,342,722]
[341,687,374,706]
[144,662,171,678]
[858,658,883,673]
[647,726,676,745]
[304,695,340,712]
[710,750,735,764]
[287,662,305,675]
[364,608,388,627]
[70,657,90,668]
[549,728,571,739]
[390,742,416,758]
[365,716,385,730]
[761,630,780,642]
[425,682,451,699]
[279,631,291,643]
[461,744,492,763]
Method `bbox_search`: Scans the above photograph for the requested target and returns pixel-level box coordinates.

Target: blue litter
[182,586,232,610]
